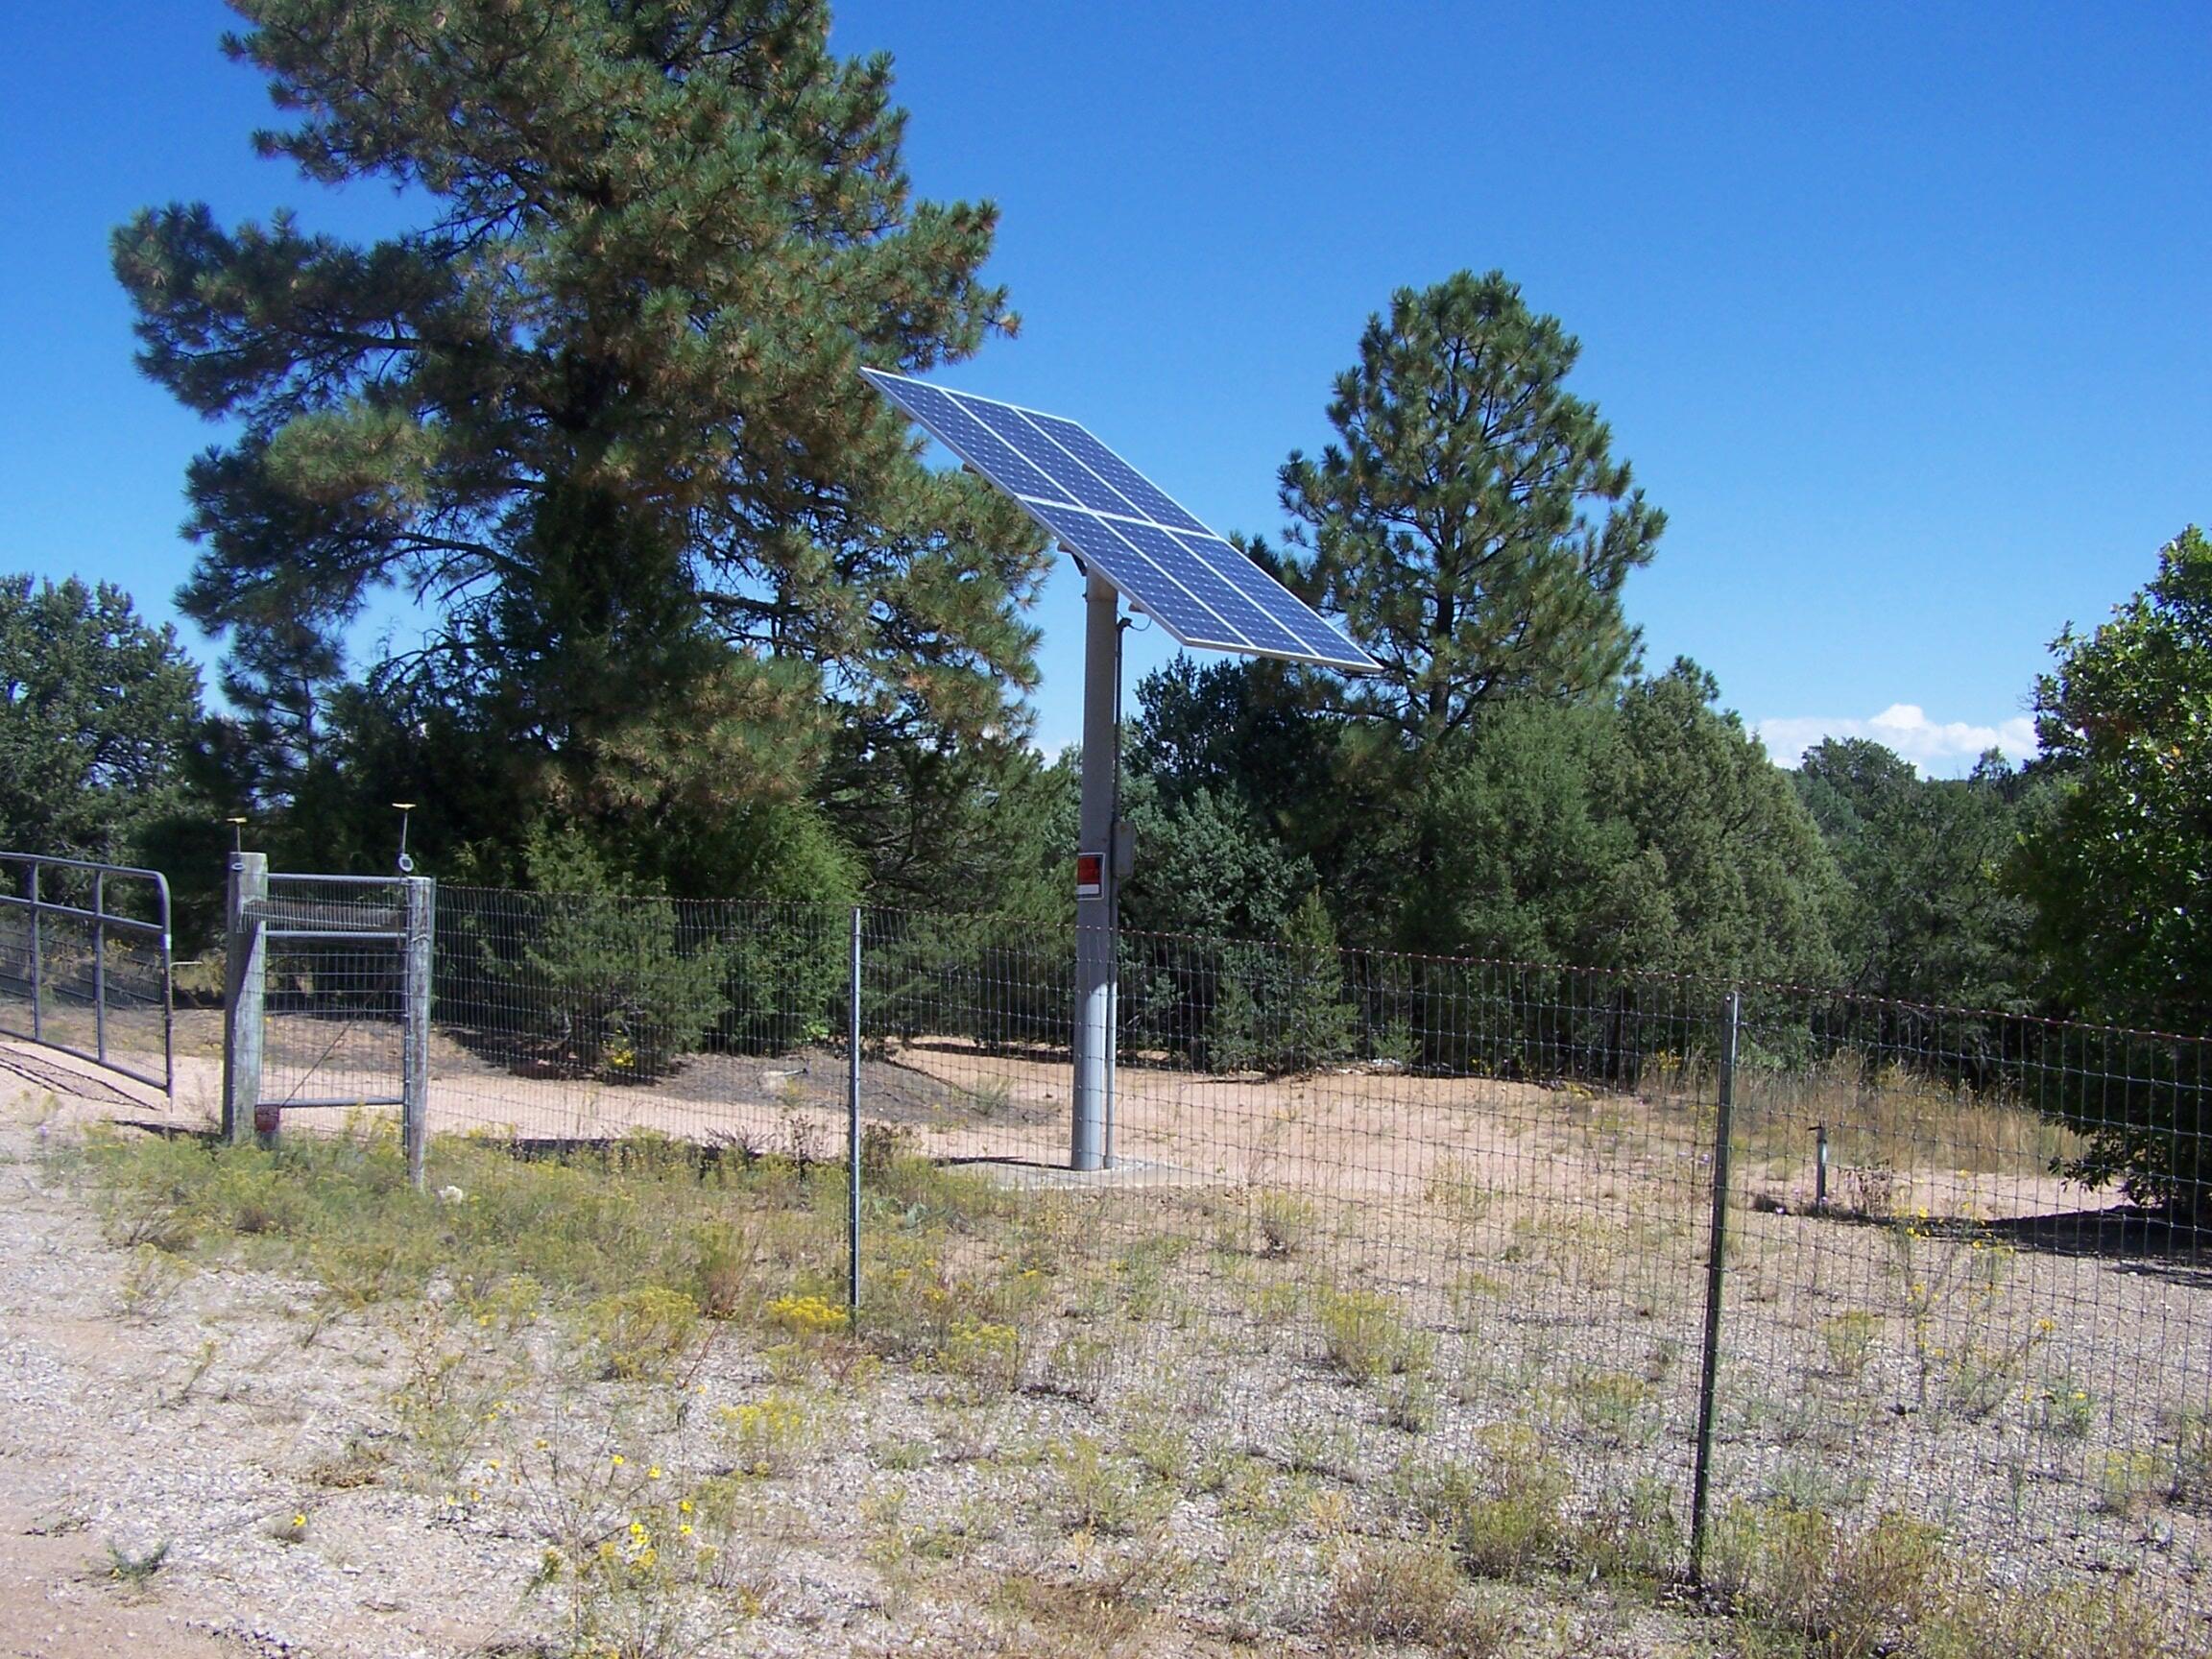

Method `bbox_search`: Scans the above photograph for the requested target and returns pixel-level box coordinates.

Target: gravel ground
[3,1033,2209,1658]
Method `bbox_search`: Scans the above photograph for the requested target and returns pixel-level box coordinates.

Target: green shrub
[1314,1286,1430,1383]
[718,1392,815,1477]
[1575,1477,1682,1582]
[1818,1310,1880,1379]
[581,1286,706,1383]
[717,905,844,1055]
[1052,1435,1170,1536]
[937,1318,1022,1397]
[1407,1426,1570,1581]
[1567,1366,1652,1445]
[2029,1377,2095,1440]
[2167,1407,2212,1509]
[1205,894,1358,1074]
[1916,1577,2175,1659]
[1455,1429,1571,1580]
[1707,1503,1946,1657]
[2093,1449,2168,1516]
[488,830,732,1080]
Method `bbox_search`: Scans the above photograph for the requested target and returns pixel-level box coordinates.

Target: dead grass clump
[1739,1052,2082,1183]
[1914,1576,2176,1659]
[1254,1188,1316,1257]
[1407,1426,1570,1582]
[1324,1532,1513,1656]
[1706,1503,1946,1658]
[984,1555,1178,1658]
[307,1433,391,1490]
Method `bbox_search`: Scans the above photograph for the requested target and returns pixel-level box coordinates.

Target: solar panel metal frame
[861,369,1377,674]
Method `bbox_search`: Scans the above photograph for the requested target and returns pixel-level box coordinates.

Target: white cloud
[1756,706,2037,777]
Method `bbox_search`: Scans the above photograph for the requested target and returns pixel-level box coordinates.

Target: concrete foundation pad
[946,1155,1214,1191]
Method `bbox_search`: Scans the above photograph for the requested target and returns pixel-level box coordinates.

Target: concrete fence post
[401,877,435,1192]
[221,853,268,1146]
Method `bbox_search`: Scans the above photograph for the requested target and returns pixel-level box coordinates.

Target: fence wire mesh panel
[854,913,1725,1578]
[397,886,2212,1623]
[431,887,851,1147]
[1719,990,2212,1595]
[252,875,412,1112]
[0,851,172,1094]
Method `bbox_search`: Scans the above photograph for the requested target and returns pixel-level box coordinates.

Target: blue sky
[5,3,2208,776]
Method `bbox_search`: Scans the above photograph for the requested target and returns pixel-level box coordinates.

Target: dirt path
[0,1052,533,1658]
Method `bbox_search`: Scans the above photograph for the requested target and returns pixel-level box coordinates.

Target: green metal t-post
[1690,988,1742,1580]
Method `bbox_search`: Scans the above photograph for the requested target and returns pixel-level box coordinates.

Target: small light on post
[393,803,418,875]
[226,815,249,855]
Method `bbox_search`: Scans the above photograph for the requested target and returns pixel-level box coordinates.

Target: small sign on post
[1074,852,1105,901]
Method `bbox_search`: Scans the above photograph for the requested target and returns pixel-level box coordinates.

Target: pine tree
[0,575,206,865]
[1271,270,1663,751]
[114,0,1049,883]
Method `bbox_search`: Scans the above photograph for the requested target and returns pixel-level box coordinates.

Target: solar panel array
[862,370,1376,673]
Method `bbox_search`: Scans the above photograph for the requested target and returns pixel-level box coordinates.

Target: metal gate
[0,852,174,1097]
[222,854,433,1188]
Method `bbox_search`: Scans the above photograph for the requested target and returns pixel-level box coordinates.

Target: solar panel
[862,370,1377,674]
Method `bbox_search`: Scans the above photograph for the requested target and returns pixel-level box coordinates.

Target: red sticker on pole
[1074,852,1104,900]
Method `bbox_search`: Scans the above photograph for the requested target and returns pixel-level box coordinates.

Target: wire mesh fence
[253,874,415,1112]
[405,886,2210,1616]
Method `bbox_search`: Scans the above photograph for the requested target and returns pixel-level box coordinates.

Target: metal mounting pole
[92,870,108,1068]
[1071,568,1119,1171]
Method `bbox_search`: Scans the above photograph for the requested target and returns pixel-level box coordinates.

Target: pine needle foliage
[114,0,1050,879]
[0,574,206,866]
[1272,269,1663,750]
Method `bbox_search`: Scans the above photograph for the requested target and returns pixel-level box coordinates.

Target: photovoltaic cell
[1111,518,1310,659]
[1025,505,1238,650]
[1013,408,1209,535]
[1182,530,1368,662]
[862,369,1377,674]
[871,376,1075,507]
[969,403,1141,517]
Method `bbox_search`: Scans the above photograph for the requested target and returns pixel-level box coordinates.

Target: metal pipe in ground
[1690,988,1741,1581]
[1070,568,1118,1171]
[92,870,107,1068]
[28,864,40,1046]
[847,905,862,1318]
